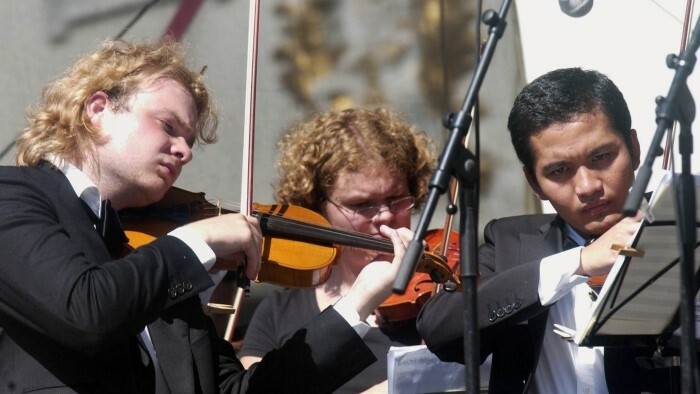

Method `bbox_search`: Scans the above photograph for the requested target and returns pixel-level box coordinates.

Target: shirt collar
[564,223,587,247]
[49,157,102,218]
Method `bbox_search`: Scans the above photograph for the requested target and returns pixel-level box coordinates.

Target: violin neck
[255,213,394,254]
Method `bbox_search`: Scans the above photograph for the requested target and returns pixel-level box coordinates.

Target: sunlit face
[87,78,197,209]
[524,112,640,238]
[323,165,412,270]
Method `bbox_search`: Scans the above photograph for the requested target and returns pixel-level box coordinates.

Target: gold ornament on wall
[273,0,477,115]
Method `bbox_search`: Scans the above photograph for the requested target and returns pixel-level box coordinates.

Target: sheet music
[573,171,700,346]
[387,345,468,393]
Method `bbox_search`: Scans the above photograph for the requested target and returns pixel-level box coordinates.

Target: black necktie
[99,199,128,257]
[83,199,128,257]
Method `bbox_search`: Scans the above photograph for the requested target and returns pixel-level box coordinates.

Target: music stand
[569,172,700,349]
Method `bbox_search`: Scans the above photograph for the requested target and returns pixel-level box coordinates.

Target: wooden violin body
[120,187,336,287]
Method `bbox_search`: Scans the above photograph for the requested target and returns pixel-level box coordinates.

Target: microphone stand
[622,14,700,394]
[392,1,512,392]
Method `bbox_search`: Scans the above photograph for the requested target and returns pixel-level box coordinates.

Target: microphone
[559,0,593,17]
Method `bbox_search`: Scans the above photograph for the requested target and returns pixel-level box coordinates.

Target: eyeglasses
[326,196,416,219]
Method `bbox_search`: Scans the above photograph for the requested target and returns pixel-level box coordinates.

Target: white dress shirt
[534,224,607,394]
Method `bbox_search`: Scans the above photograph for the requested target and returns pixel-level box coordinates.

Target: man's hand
[183,213,262,279]
[578,211,644,277]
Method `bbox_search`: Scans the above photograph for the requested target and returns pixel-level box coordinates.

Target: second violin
[376,228,460,325]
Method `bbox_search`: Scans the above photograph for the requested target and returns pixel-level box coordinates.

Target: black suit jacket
[417,214,681,393]
[0,164,374,394]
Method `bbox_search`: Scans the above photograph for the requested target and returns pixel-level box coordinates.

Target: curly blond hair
[16,39,217,167]
[274,108,436,212]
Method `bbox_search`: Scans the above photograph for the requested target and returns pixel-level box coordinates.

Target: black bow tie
[83,199,128,257]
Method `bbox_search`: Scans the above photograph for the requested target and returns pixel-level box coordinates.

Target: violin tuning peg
[443,281,458,293]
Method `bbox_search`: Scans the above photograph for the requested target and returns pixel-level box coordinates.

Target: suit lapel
[148,317,195,394]
[518,217,563,263]
[39,163,111,262]
[518,216,567,393]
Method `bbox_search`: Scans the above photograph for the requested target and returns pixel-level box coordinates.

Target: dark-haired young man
[418,68,680,393]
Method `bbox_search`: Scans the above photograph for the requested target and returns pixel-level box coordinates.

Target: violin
[375,228,460,325]
[587,273,606,288]
[119,186,460,289]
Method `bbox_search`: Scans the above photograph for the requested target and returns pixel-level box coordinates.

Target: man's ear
[85,91,109,126]
[523,166,547,201]
[629,128,641,170]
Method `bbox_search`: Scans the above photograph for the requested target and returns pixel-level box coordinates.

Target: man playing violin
[239,107,437,393]
[417,68,682,393]
[0,39,413,394]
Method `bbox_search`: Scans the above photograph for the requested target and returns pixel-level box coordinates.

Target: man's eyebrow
[589,142,617,154]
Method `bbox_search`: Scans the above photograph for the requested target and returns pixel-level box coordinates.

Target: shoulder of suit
[0,163,63,185]
[488,213,557,229]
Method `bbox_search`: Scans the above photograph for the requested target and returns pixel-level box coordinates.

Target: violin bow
[223,0,261,343]
[661,0,695,169]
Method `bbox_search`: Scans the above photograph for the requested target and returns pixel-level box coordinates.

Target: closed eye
[159,118,195,148]
[162,120,175,134]
[345,202,371,211]
[156,109,196,148]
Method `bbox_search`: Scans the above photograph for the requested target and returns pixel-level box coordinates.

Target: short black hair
[507,68,633,175]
